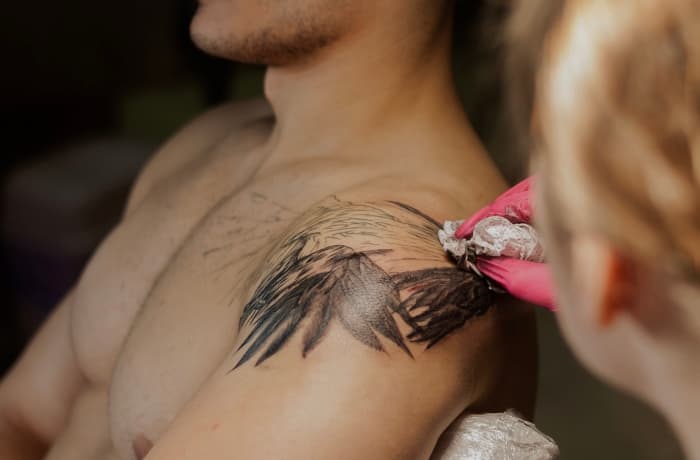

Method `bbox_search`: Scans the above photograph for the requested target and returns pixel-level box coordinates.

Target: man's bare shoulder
[341,176,507,226]
[126,98,272,212]
[234,197,478,366]
[235,195,535,398]
[145,195,536,460]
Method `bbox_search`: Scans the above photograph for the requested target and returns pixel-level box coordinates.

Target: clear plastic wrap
[439,220,470,262]
[439,216,545,266]
[431,411,560,460]
[469,216,545,263]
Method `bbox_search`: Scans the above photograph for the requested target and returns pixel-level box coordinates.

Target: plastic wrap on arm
[431,411,560,460]
[439,216,545,266]
[469,216,545,262]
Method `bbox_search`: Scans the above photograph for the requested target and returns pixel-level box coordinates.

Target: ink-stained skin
[233,199,493,369]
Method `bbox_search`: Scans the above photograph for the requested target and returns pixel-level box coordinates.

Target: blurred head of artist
[509,0,700,455]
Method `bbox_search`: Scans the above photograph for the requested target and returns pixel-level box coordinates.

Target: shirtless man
[0,1,537,459]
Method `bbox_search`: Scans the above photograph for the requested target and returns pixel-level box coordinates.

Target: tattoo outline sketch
[233,198,494,369]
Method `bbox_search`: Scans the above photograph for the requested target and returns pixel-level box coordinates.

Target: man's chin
[190,4,341,66]
[191,30,276,66]
[190,6,245,61]
[192,29,334,67]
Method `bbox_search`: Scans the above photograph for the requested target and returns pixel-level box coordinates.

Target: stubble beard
[191,10,344,66]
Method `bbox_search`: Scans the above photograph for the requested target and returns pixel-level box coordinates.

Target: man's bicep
[146,287,499,460]
[0,293,84,444]
[147,348,481,460]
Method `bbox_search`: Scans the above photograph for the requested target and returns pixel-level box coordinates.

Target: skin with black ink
[233,199,493,369]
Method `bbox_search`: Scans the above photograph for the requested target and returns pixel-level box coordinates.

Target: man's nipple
[132,434,154,460]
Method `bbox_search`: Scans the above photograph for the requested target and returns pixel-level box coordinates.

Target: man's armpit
[231,198,494,370]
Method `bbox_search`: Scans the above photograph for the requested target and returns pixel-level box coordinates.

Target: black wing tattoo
[231,200,495,370]
[234,236,411,369]
[392,269,492,348]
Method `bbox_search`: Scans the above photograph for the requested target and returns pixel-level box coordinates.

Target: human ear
[571,236,638,328]
[598,249,640,326]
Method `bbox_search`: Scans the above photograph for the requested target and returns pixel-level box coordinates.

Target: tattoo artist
[447,1,700,458]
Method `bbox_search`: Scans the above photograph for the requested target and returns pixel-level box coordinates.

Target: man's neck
[260,13,471,165]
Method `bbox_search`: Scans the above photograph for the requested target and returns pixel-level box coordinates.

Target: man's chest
[70,167,305,457]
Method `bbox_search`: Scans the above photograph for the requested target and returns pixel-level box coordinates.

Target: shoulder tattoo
[232,199,493,369]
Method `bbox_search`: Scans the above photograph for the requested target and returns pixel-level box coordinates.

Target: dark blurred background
[0,2,684,458]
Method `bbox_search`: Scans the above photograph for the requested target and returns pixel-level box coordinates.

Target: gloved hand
[477,257,556,311]
[455,176,535,238]
[455,176,557,312]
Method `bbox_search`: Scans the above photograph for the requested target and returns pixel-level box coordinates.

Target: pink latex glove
[455,176,557,312]
[477,258,557,311]
[455,176,535,239]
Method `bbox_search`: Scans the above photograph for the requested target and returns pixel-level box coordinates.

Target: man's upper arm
[146,198,536,460]
[0,293,84,446]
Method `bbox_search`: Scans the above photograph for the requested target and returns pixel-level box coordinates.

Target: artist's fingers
[455,177,537,238]
[500,190,534,223]
[501,176,537,222]
[505,176,534,196]
[455,208,491,238]
[475,257,510,284]
[455,191,532,238]
[477,257,557,311]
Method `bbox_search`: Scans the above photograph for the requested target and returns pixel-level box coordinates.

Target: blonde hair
[508,0,700,283]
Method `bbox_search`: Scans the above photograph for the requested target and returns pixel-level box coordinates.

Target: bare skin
[0,2,537,459]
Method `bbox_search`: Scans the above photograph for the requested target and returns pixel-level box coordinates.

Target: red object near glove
[455,176,557,311]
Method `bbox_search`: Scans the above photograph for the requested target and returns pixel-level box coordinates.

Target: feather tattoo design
[232,200,494,369]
